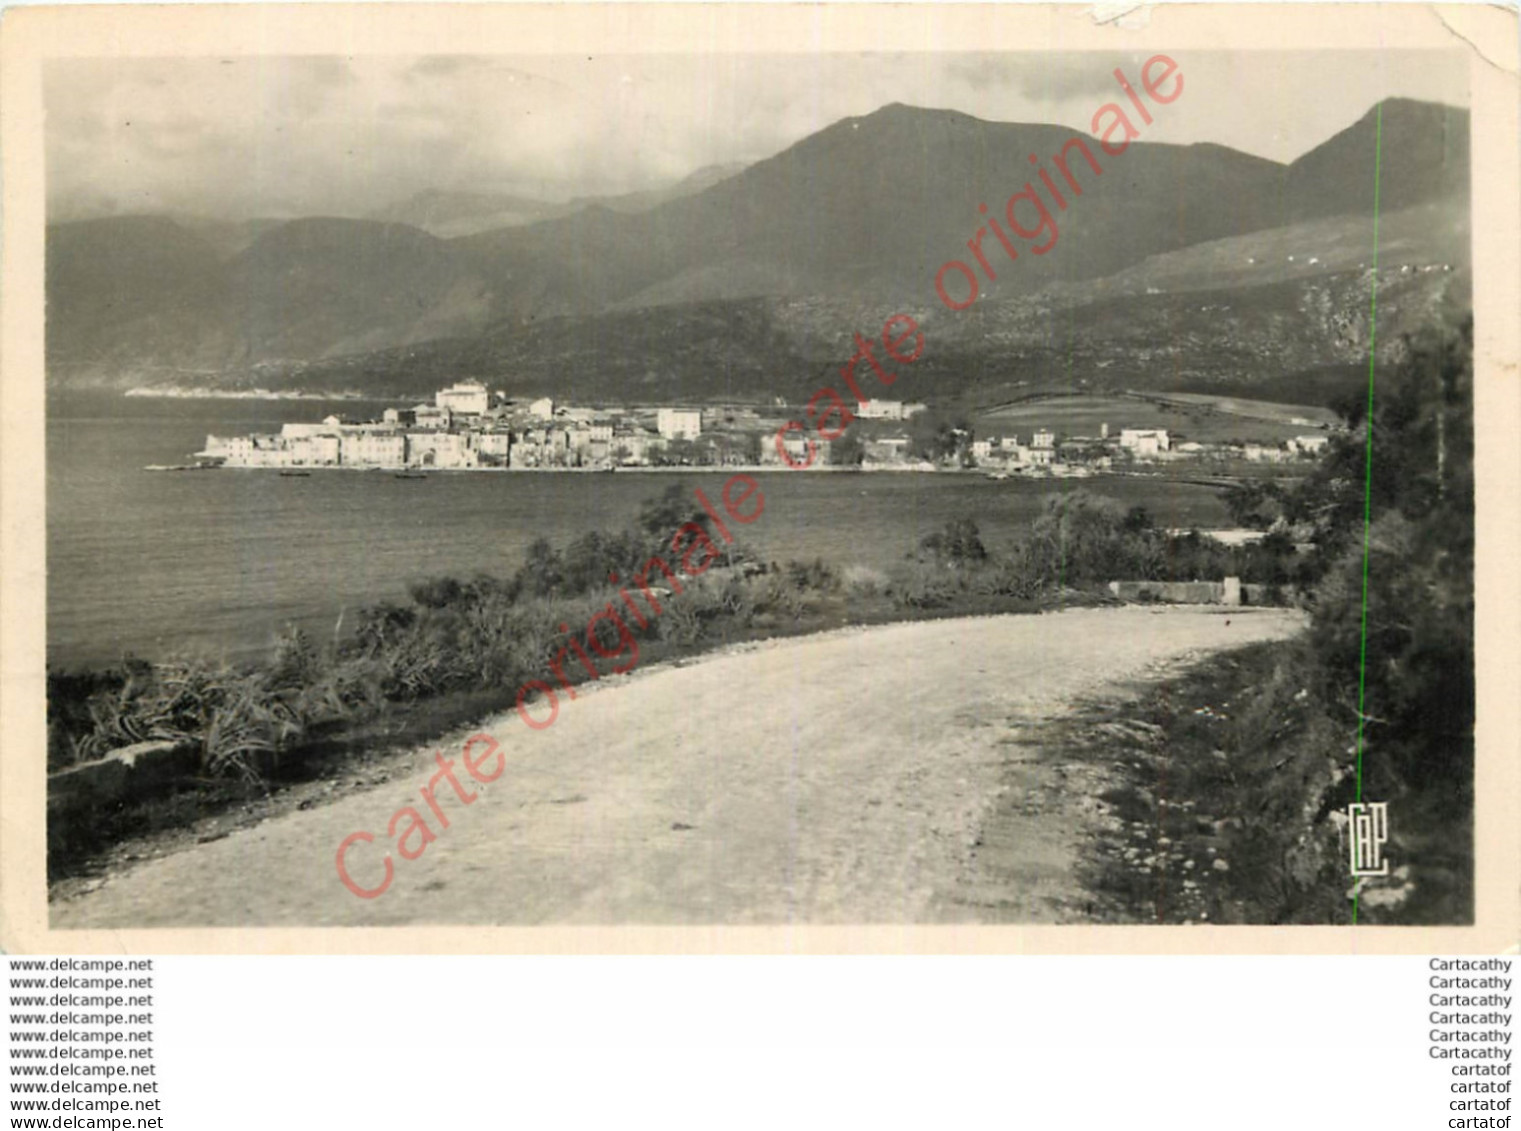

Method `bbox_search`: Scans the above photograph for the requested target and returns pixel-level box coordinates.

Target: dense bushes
[892,491,1313,611]
[47,638,366,782]
[1079,639,1352,924]
[1094,315,1475,923]
[1306,318,1474,807]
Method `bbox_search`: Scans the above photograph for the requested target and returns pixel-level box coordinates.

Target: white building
[611,429,659,465]
[973,437,1017,463]
[405,430,475,468]
[286,434,341,467]
[764,433,829,466]
[280,422,331,440]
[340,431,406,468]
[528,397,556,421]
[411,404,451,430]
[201,433,276,466]
[1119,429,1170,457]
[436,380,490,416]
[1032,429,1057,450]
[1289,434,1330,455]
[858,399,905,420]
[656,408,702,441]
[863,435,912,463]
[1243,443,1289,463]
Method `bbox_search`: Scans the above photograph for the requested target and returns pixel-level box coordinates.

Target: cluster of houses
[197,383,926,472]
[195,380,1330,474]
[964,424,1330,476]
[201,383,718,470]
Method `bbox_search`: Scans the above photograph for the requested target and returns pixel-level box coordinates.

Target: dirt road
[51,607,1303,928]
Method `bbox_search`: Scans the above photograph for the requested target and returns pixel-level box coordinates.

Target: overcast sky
[46,51,1468,222]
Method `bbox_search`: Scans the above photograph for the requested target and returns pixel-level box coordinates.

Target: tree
[739,431,763,466]
[516,537,564,597]
[830,426,865,467]
[1223,480,1286,530]
[637,484,696,539]
[655,439,698,466]
[909,409,972,463]
[919,517,987,566]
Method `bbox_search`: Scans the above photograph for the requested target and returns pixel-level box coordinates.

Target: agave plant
[200,673,303,782]
[75,667,194,762]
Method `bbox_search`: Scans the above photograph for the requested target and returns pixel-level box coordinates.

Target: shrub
[785,557,840,594]
[354,602,416,656]
[919,517,987,566]
[756,573,811,619]
[407,576,465,609]
[841,564,889,598]
[888,561,963,609]
[965,555,1043,600]
[269,626,320,690]
[659,594,707,645]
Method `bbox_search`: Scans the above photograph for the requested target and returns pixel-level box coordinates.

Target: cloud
[43,51,1469,224]
[946,52,1145,101]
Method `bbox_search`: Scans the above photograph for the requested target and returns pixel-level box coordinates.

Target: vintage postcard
[1,3,1516,953]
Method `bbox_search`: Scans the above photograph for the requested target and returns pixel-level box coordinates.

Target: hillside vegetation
[1087,313,1474,924]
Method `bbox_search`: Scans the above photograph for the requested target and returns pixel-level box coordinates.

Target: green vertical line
[1352,103,1384,927]
[1060,313,1073,602]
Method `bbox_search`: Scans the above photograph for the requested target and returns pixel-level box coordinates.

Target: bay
[46,392,1230,668]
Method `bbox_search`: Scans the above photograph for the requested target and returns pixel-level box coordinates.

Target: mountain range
[45,97,1471,406]
[367,163,750,238]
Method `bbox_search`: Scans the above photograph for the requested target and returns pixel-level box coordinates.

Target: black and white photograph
[10,17,1501,937]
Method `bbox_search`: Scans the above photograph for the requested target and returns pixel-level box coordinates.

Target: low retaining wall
[1107,577,1294,606]
[48,740,200,847]
[1107,577,1308,605]
[1109,579,1237,604]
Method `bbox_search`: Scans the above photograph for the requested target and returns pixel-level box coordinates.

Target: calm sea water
[46,393,1229,668]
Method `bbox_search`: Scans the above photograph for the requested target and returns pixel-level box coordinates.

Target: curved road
[52,606,1303,928]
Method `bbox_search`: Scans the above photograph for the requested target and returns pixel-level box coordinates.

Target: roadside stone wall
[1107,578,1301,607]
[48,740,199,853]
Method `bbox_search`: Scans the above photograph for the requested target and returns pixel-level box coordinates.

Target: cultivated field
[975,393,1335,444]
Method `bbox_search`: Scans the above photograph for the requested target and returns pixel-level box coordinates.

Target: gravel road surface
[51,606,1303,928]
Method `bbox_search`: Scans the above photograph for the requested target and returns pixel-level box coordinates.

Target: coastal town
[191,379,1332,475]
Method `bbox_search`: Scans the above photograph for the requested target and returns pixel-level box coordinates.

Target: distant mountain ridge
[46,98,1469,397]
[367,163,749,238]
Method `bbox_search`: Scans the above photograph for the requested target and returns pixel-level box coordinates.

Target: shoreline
[154,463,1203,479]
[124,388,387,401]
[170,462,870,474]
